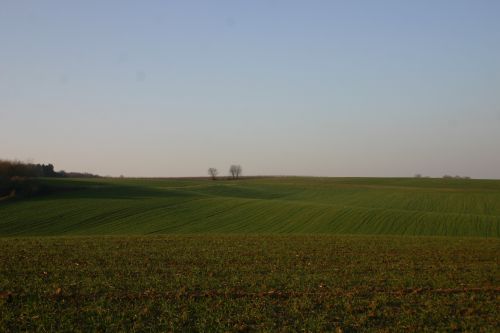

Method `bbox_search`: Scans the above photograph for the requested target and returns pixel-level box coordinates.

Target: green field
[1,177,499,237]
[1,235,498,331]
[1,177,499,331]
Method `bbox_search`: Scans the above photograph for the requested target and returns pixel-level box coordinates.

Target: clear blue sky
[1,1,499,178]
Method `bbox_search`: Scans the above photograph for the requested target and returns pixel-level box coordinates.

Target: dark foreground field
[1,235,498,332]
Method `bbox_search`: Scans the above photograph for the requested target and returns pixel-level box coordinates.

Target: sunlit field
[1,177,499,237]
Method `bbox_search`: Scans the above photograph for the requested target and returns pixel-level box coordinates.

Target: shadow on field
[0,179,200,203]
[0,178,295,207]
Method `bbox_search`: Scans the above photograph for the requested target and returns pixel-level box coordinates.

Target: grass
[0,177,499,237]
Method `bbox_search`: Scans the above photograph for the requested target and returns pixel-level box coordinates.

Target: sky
[1,1,499,178]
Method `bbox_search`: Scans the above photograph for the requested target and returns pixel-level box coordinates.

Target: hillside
[0,177,499,237]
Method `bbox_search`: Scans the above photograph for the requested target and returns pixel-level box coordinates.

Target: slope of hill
[0,177,499,237]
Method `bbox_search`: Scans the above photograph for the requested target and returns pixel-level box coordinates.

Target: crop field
[0,177,499,237]
[1,235,499,331]
[0,177,499,331]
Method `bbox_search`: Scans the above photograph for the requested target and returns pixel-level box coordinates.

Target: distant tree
[414,174,422,178]
[208,168,218,180]
[229,165,242,180]
[42,164,56,177]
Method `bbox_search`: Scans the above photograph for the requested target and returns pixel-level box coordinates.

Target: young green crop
[0,177,499,237]
[0,235,498,331]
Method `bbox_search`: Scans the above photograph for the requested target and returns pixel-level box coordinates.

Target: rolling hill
[0,177,499,237]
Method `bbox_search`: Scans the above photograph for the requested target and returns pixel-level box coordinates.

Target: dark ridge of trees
[0,160,54,199]
[60,171,101,178]
[443,175,471,179]
[0,160,64,178]
[0,159,99,199]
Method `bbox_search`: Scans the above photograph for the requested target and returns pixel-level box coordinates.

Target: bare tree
[208,168,218,180]
[229,165,242,179]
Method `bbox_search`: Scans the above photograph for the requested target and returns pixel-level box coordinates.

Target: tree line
[0,160,99,199]
[0,160,64,178]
